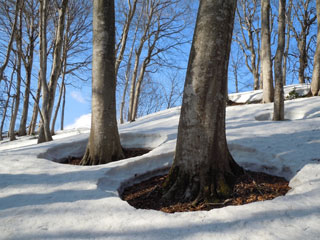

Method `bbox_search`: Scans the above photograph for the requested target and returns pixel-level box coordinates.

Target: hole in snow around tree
[120,169,290,213]
[37,132,167,164]
[60,148,152,165]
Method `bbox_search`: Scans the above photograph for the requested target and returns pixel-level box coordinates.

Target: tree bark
[28,72,41,135]
[38,0,53,143]
[162,0,243,204]
[261,0,274,103]
[273,0,286,121]
[311,0,320,96]
[80,0,124,165]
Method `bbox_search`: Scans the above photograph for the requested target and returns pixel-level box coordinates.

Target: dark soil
[61,148,151,165]
[121,170,290,213]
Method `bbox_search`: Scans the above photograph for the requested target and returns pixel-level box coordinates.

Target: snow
[1,84,320,240]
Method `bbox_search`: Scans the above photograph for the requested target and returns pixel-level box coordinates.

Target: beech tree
[311,0,320,96]
[38,0,69,143]
[18,0,38,136]
[290,0,316,84]
[234,0,261,90]
[0,0,21,83]
[273,0,286,121]
[261,0,274,103]
[80,0,124,165]
[162,0,243,204]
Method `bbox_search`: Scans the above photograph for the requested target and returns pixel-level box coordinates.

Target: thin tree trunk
[119,7,141,124]
[60,83,66,130]
[273,0,286,121]
[38,0,69,143]
[0,0,21,84]
[18,2,36,136]
[80,0,124,165]
[261,0,274,103]
[18,47,34,136]
[115,0,138,78]
[38,0,52,143]
[131,60,147,120]
[128,2,150,122]
[162,0,243,204]
[298,37,307,84]
[311,0,320,96]
[28,73,41,135]
[9,3,23,141]
[50,82,63,135]
[0,65,15,140]
[283,0,292,86]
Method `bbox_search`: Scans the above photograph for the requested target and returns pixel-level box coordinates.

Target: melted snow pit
[60,148,152,165]
[120,170,290,213]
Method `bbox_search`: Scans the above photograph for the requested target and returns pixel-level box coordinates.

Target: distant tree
[0,0,21,84]
[8,1,24,141]
[80,0,124,165]
[311,0,320,96]
[261,0,274,103]
[289,0,316,84]
[162,0,243,204]
[127,0,189,122]
[0,69,15,140]
[273,0,286,121]
[50,0,92,134]
[38,0,69,143]
[283,0,293,86]
[234,0,261,90]
[18,0,39,136]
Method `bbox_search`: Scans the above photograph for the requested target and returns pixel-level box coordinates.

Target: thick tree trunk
[80,0,123,165]
[261,0,274,103]
[273,0,286,121]
[311,0,320,96]
[162,0,243,204]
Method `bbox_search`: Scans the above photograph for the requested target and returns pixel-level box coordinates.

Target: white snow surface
[1,84,320,240]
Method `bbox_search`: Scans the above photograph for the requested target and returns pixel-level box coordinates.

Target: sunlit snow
[0,84,319,240]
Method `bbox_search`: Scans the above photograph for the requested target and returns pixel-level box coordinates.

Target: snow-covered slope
[0,87,320,240]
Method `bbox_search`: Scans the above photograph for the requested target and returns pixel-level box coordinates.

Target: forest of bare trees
[0,0,319,143]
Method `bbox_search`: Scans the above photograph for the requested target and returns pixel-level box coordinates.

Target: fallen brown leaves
[121,170,290,213]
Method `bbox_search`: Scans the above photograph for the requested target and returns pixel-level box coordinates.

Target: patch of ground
[62,148,151,165]
[121,170,290,213]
